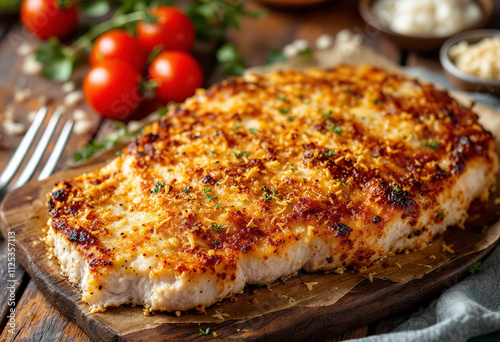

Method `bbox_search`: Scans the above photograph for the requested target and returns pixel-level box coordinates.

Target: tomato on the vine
[148,51,204,103]
[20,0,78,40]
[89,29,148,72]
[136,6,195,53]
[83,60,142,119]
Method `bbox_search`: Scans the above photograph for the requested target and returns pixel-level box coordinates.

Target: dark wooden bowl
[358,0,493,53]
[440,29,500,96]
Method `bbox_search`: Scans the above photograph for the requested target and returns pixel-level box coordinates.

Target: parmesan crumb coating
[46,65,498,312]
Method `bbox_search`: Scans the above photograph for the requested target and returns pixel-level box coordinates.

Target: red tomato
[20,0,78,40]
[136,6,195,52]
[83,60,142,119]
[89,29,148,72]
[148,51,204,103]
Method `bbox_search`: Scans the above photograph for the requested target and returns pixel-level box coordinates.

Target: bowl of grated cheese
[359,0,492,52]
[440,29,500,96]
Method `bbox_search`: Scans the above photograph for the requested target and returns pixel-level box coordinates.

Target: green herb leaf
[216,42,246,76]
[373,99,382,106]
[277,94,287,101]
[36,38,76,82]
[110,120,127,135]
[330,125,342,135]
[298,46,313,59]
[199,327,211,336]
[80,1,111,17]
[249,128,259,134]
[266,46,287,64]
[324,150,335,157]
[234,151,247,158]
[158,106,169,118]
[279,107,290,114]
[392,184,400,192]
[203,187,217,201]
[261,186,270,192]
[212,223,224,231]
[231,125,242,131]
[469,262,483,274]
[264,189,280,201]
[183,186,192,193]
[436,211,445,218]
[321,110,332,118]
[73,139,112,162]
[150,182,165,194]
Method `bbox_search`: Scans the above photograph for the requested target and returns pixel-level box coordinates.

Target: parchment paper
[88,44,500,334]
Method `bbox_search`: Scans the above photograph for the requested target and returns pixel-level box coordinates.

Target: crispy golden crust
[47,65,496,286]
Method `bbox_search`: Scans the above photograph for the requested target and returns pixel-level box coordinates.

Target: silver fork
[0,106,74,200]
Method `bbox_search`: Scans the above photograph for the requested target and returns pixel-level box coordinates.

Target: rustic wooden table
[1,1,499,341]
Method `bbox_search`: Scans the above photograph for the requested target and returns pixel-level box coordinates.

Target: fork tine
[0,106,48,190]
[38,118,74,181]
[12,108,63,189]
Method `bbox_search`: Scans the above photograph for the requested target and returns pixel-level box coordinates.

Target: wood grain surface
[1,1,500,341]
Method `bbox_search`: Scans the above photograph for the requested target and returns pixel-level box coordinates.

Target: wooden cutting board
[1,159,499,342]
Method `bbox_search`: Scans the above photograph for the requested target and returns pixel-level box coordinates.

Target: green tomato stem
[73,11,145,53]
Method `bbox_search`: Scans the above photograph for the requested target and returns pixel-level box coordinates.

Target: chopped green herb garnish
[277,94,287,101]
[287,115,293,122]
[321,110,333,118]
[209,150,217,155]
[262,186,270,192]
[279,107,290,114]
[428,141,441,150]
[115,151,122,157]
[215,203,220,209]
[324,150,335,157]
[150,182,165,194]
[158,106,168,118]
[231,125,242,131]
[203,187,217,201]
[373,99,382,106]
[215,160,219,163]
[298,45,314,58]
[199,327,210,336]
[212,224,224,232]
[331,125,342,135]
[303,132,309,136]
[249,128,259,134]
[264,189,280,201]
[183,186,192,193]
[436,212,445,218]
[392,184,400,192]
[212,240,218,245]
[341,180,347,186]
[469,262,483,274]
[291,167,295,172]
[234,151,247,158]
[421,141,441,150]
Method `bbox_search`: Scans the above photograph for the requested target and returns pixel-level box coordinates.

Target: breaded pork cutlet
[46,65,498,312]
